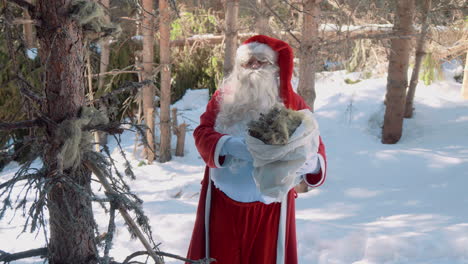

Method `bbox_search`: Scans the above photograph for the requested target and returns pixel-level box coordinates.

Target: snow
[26,48,37,60]
[1,63,468,264]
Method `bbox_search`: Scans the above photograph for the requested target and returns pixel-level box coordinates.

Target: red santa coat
[186,35,327,264]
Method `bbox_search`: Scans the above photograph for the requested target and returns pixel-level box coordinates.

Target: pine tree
[297,0,321,112]
[382,0,415,144]
[159,0,172,162]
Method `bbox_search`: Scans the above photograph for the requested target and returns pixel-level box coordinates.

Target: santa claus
[186,35,327,264]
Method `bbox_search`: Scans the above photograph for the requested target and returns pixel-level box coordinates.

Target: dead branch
[0,247,47,262]
[169,26,408,48]
[83,122,125,135]
[281,0,309,15]
[434,41,468,60]
[0,247,210,264]
[83,160,163,264]
[264,1,301,45]
[12,18,40,26]
[17,76,44,105]
[0,171,40,189]
[118,250,215,264]
[89,80,152,105]
[321,31,419,47]
[88,70,142,78]
[0,119,43,131]
[170,32,255,47]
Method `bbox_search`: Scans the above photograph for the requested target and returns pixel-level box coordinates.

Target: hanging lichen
[56,106,109,170]
[70,0,121,38]
[248,105,305,145]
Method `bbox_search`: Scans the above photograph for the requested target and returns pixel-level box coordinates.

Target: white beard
[215,64,281,137]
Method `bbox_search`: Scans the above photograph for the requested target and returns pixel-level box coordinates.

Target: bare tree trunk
[382,0,415,144]
[171,108,186,157]
[404,0,431,118]
[159,0,172,163]
[22,0,34,49]
[297,0,321,111]
[223,0,239,76]
[175,124,187,157]
[462,51,468,99]
[254,0,271,35]
[98,0,110,93]
[141,0,156,163]
[134,14,144,158]
[36,0,98,262]
[85,50,101,152]
[96,0,110,146]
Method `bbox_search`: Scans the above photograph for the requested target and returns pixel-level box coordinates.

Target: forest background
[0,0,467,263]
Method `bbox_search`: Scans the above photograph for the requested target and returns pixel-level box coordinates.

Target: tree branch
[0,247,47,262]
[83,122,125,135]
[0,119,43,131]
[264,1,301,45]
[17,76,45,105]
[83,160,164,264]
[87,70,142,78]
[116,250,215,264]
[88,80,152,105]
[321,32,419,47]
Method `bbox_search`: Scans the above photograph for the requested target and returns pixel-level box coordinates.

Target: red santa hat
[241,35,298,110]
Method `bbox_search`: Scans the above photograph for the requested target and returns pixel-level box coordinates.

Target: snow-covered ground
[1,62,468,264]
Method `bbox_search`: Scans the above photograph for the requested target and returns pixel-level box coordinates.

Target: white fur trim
[205,173,212,258]
[304,153,326,187]
[276,196,287,264]
[236,42,277,66]
[214,135,231,168]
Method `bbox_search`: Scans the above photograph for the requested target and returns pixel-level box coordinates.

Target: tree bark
[254,0,272,36]
[171,108,186,157]
[159,0,172,163]
[174,123,187,157]
[223,0,239,76]
[22,0,34,49]
[462,51,468,99]
[404,0,431,118]
[297,0,321,111]
[35,0,98,262]
[382,0,415,144]
[141,0,156,163]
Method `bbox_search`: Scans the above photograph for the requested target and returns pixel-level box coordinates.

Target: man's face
[240,56,272,70]
[216,49,280,133]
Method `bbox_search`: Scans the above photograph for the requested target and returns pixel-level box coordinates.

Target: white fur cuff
[214,135,231,168]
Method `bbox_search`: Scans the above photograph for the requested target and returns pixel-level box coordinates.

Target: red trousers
[186,172,298,264]
[210,186,281,263]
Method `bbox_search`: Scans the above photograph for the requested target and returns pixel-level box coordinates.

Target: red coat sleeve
[193,91,227,168]
[292,93,328,187]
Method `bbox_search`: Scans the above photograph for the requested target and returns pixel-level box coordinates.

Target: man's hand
[294,180,309,193]
[221,137,253,162]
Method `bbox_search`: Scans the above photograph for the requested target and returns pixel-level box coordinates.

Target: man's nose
[250,60,261,69]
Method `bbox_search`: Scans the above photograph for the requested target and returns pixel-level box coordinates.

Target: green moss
[248,105,305,145]
[344,78,361,84]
